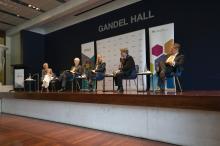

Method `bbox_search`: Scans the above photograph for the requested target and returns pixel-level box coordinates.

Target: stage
[0,91,220,146]
[0,90,220,111]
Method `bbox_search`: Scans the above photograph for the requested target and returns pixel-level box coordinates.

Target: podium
[11,64,27,91]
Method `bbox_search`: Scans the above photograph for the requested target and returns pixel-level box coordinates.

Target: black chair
[69,77,81,92]
[123,65,139,92]
[165,68,183,92]
[50,77,59,92]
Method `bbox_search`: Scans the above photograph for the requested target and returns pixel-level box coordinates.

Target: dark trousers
[59,71,75,89]
[87,71,104,88]
[114,71,127,89]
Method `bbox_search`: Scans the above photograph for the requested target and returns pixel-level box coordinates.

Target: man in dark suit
[114,48,136,93]
[157,43,184,90]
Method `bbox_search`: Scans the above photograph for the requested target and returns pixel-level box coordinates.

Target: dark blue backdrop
[21,0,220,90]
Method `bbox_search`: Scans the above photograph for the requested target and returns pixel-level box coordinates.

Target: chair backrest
[127,65,138,79]
[175,67,182,77]
[135,65,139,73]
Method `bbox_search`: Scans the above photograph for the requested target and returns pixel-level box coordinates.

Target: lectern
[11,64,27,91]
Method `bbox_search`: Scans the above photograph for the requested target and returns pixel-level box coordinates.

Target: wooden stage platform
[1,90,220,112]
[1,91,220,146]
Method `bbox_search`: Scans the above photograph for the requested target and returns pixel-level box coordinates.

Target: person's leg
[61,74,67,89]
[88,78,94,91]
[87,71,95,91]
[115,72,124,92]
[114,76,118,86]
[58,71,64,82]
[44,75,51,92]
[157,61,166,89]
[59,71,69,91]
[88,72,105,92]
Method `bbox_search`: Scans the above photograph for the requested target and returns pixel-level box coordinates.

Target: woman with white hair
[41,63,53,92]
[58,57,83,92]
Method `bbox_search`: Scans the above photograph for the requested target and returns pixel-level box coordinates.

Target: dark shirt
[95,62,106,73]
[70,65,83,75]
[121,55,135,75]
[166,53,184,73]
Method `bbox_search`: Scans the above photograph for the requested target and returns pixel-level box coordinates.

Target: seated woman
[41,63,53,92]
[58,58,83,92]
[87,54,106,92]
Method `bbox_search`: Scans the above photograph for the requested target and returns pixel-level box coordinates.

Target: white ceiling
[2,0,141,35]
[0,0,69,31]
[39,0,113,29]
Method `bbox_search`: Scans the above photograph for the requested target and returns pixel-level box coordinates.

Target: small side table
[137,71,153,92]
[24,79,36,92]
[103,74,115,92]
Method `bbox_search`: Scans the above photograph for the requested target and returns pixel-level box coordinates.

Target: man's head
[120,48,128,58]
[43,63,48,69]
[171,43,181,55]
[74,58,80,66]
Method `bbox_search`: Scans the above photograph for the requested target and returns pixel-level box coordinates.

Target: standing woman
[87,54,106,92]
[41,63,53,92]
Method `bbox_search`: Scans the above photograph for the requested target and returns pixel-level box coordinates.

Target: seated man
[114,48,136,93]
[41,63,53,92]
[87,54,106,92]
[58,58,82,92]
[157,43,184,91]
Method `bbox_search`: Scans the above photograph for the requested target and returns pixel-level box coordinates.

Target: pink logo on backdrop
[152,44,163,57]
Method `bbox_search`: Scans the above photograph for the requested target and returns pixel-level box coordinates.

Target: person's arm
[174,55,184,67]
[95,63,106,73]
[49,68,53,75]
[75,65,83,75]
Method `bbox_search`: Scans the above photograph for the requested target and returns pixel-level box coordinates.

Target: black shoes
[88,89,93,92]
[88,84,93,92]
[117,86,124,93]
[58,88,66,92]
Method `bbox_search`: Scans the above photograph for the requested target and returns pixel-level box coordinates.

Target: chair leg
[176,76,183,92]
[164,78,167,91]
[75,79,80,91]
[126,80,127,92]
[134,79,138,92]
[71,80,74,93]
[173,76,177,92]
[165,77,176,92]
[94,80,97,92]
[103,78,105,92]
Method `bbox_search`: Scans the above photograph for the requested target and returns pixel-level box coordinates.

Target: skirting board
[1,98,220,146]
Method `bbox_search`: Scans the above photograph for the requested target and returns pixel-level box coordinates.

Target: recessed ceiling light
[17,14,20,17]
[36,8,39,10]
[28,4,32,7]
